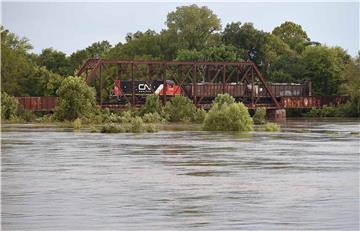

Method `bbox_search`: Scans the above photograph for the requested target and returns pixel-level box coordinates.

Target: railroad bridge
[16,59,348,120]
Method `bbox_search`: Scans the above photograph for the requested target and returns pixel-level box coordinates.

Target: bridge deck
[15,96,348,112]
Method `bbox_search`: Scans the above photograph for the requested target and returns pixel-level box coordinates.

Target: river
[1,119,359,230]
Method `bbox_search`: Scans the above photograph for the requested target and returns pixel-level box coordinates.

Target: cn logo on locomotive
[138,83,151,91]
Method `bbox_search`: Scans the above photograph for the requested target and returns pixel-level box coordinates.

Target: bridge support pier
[267,109,286,122]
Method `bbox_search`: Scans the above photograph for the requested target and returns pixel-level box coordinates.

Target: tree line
[1,4,359,108]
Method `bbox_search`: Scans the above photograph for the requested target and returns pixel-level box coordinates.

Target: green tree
[340,53,360,116]
[222,22,263,60]
[37,48,72,76]
[166,4,221,50]
[54,76,99,121]
[300,46,350,96]
[1,27,33,96]
[69,49,89,73]
[68,40,112,73]
[86,40,112,58]
[176,45,240,62]
[26,66,63,96]
[176,49,203,61]
[272,21,310,53]
[112,30,162,59]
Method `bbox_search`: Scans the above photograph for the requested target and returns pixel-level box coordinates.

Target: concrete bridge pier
[267,109,286,122]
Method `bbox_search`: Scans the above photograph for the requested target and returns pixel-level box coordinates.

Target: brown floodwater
[1,118,359,230]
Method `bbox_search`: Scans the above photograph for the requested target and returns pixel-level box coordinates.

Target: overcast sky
[2,1,359,57]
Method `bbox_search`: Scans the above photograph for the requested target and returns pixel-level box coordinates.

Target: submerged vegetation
[307,102,360,118]
[163,96,196,122]
[261,122,281,132]
[2,87,285,133]
[203,94,253,132]
[253,107,266,124]
[1,92,17,120]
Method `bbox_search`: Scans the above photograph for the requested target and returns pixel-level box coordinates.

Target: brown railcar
[185,81,310,98]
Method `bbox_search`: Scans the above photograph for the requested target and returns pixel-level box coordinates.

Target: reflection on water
[1,119,360,230]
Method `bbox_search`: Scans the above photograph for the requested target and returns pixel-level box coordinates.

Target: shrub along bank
[3,79,285,133]
[203,94,254,132]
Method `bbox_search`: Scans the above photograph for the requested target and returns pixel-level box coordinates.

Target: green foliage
[142,94,162,115]
[68,40,112,73]
[262,33,295,66]
[144,123,159,133]
[340,53,360,117]
[130,116,144,133]
[272,21,310,53]
[101,117,158,133]
[1,9,356,120]
[203,95,253,131]
[176,49,203,61]
[307,105,344,117]
[1,27,64,97]
[1,92,17,120]
[101,123,130,133]
[38,114,54,123]
[193,108,207,123]
[262,122,281,132]
[16,107,36,122]
[213,93,235,108]
[89,125,98,133]
[121,110,135,122]
[164,96,196,122]
[110,30,162,60]
[176,45,240,62]
[37,48,72,76]
[301,46,350,96]
[166,4,221,50]
[223,22,263,61]
[73,118,82,130]
[1,27,34,96]
[253,107,266,124]
[27,66,63,96]
[142,112,163,123]
[54,76,99,121]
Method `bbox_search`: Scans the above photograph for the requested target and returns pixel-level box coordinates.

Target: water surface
[2,119,359,230]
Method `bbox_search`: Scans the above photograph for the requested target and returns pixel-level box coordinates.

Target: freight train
[110,79,311,104]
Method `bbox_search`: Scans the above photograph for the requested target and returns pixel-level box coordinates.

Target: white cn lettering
[138,83,151,91]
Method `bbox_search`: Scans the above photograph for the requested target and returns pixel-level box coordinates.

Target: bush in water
[212,93,235,107]
[73,118,82,130]
[262,122,281,132]
[203,94,253,131]
[253,107,266,124]
[101,116,158,133]
[142,112,163,123]
[164,95,196,122]
[1,92,17,120]
[307,105,344,117]
[141,95,163,115]
[54,76,99,121]
[192,108,207,123]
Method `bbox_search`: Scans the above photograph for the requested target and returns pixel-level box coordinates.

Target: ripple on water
[1,119,359,230]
